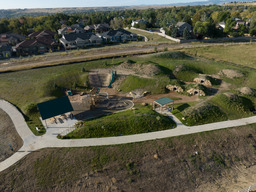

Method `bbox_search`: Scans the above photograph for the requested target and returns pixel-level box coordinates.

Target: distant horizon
[1,0,208,10]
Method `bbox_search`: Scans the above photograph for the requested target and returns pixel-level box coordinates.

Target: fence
[130,27,256,44]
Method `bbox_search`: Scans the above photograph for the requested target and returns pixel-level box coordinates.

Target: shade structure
[37,96,74,120]
[154,97,174,106]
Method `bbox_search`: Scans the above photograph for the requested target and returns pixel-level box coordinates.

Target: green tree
[223,18,236,35]
[183,27,190,40]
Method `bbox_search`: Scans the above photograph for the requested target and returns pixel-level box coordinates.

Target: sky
[1,0,207,9]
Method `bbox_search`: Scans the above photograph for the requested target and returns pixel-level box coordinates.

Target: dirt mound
[219,69,244,79]
[239,87,255,95]
[118,63,161,77]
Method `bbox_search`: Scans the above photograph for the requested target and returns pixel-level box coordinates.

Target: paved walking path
[0,99,256,172]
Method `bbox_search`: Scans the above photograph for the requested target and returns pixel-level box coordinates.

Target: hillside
[1,124,256,191]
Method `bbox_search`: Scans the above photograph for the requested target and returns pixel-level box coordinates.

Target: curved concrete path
[1,99,256,172]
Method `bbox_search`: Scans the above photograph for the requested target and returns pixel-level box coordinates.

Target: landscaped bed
[62,105,176,139]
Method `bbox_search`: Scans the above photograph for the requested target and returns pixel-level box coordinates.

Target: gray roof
[63,33,94,41]
[175,22,190,27]
[101,29,134,37]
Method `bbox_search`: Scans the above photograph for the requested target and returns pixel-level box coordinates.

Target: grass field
[181,44,256,69]
[65,105,176,138]
[127,28,172,43]
[210,93,255,120]
[119,75,170,94]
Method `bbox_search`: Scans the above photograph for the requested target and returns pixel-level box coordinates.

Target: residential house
[0,33,25,45]
[131,19,147,27]
[218,21,226,30]
[58,24,85,35]
[175,22,192,36]
[28,30,56,39]
[59,33,102,50]
[234,19,246,30]
[14,30,58,56]
[84,24,111,33]
[14,39,47,56]
[101,29,138,43]
[0,44,12,58]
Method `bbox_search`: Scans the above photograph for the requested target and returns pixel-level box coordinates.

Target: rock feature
[166,84,184,92]
[187,88,206,96]
[193,75,212,87]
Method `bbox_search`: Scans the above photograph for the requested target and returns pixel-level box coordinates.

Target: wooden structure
[153,97,174,111]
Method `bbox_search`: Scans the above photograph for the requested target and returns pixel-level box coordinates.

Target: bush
[24,103,38,115]
[154,51,190,59]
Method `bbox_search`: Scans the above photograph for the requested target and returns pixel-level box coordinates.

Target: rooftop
[154,97,174,106]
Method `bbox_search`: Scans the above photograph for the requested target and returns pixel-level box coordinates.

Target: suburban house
[14,30,58,56]
[101,28,138,43]
[14,39,48,56]
[234,19,246,30]
[218,21,226,30]
[84,24,111,33]
[175,22,192,36]
[131,19,147,27]
[58,24,85,35]
[59,33,103,49]
[28,30,56,39]
[0,44,12,58]
[0,33,25,45]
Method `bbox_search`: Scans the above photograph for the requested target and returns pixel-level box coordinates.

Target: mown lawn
[64,105,176,138]
[119,75,171,94]
[127,28,173,43]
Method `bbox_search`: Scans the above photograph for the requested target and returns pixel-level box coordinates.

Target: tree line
[1,4,256,38]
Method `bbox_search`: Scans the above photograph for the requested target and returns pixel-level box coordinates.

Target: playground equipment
[89,87,100,110]
[66,90,73,96]
[108,70,116,88]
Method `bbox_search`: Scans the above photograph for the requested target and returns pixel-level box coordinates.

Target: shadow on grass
[177,103,190,112]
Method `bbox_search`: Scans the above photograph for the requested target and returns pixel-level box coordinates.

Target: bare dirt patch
[0,108,23,162]
[218,69,244,79]
[118,62,162,77]
[239,87,255,96]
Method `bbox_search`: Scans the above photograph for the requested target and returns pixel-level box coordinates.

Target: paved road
[0,99,256,172]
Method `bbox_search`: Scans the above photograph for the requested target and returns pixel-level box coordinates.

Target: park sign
[37,96,73,120]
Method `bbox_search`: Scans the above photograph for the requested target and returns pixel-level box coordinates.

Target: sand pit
[70,93,133,120]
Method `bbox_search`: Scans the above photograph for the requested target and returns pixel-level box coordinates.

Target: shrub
[24,103,38,115]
